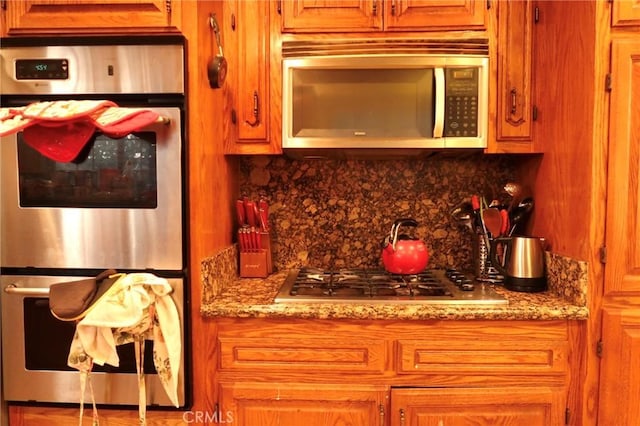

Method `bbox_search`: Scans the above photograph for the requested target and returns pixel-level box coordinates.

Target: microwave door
[433,68,445,139]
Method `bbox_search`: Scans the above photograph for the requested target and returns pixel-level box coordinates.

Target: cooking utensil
[482,207,502,239]
[450,201,475,232]
[509,197,534,235]
[381,218,429,275]
[504,182,523,213]
[489,235,547,292]
[207,13,227,89]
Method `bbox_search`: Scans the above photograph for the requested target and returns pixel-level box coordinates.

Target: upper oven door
[0,106,183,271]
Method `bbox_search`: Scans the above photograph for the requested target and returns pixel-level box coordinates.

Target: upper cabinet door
[281,0,382,32]
[280,0,486,32]
[494,0,534,144]
[604,39,640,295]
[384,0,487,31]
[612,0,640,26]
[3,0,180,35]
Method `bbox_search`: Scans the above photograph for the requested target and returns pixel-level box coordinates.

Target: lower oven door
[0,274,186,407]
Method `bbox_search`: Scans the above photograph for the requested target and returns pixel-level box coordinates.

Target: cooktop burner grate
[275,267,508,305]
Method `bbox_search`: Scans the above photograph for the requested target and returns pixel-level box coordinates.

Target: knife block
[260,231,273,274]
[240,250,269,278]
[239,232,272,278]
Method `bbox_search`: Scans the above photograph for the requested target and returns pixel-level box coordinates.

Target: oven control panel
[15,58,69,80]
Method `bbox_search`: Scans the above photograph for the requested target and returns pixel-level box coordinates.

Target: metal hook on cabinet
[245,91,260,127]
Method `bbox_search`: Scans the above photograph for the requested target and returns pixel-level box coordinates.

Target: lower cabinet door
[390,387,566,426]
[219,382,388,426]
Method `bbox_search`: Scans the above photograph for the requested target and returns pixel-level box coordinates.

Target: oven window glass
[17,132,157,208]
[23,297,157,374]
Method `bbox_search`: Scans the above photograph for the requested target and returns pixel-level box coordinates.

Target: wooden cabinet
[1,0,181,36]
[598,308,640,426]
[602,39,640,296]
[612,0,640,27]
[390,387,566,426]
[224,0,281,154]
[493,0,536,152]
[280,0,487,33]
[598,38,640,426]
[214,318,571,426]
[219,383,388,425]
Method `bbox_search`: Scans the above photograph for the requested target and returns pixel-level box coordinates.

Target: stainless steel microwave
[282,40,489,150]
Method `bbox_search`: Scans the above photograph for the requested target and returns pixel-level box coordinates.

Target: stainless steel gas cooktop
[275,268,508,305]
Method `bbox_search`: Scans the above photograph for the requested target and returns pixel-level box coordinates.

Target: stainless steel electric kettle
[490,236,547,292]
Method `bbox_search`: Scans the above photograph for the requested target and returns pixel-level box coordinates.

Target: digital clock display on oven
[15,59,69,80]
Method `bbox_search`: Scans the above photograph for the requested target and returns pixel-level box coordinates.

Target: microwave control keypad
[444,68,479,137]
[445,95,478,137]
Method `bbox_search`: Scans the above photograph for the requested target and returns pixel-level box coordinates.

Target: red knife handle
[244,200,256,227]
[258,199,269,231]
[500,209,509,236]
[236,199,246,226]
[471,194,480,211]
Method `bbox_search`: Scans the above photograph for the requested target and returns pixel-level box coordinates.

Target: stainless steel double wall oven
[0,36,189,408]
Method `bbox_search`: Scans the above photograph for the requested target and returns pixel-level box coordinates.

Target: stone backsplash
[239,153,520,273]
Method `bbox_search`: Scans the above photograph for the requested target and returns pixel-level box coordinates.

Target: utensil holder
[473,231,505,283]
[472,231,492,278]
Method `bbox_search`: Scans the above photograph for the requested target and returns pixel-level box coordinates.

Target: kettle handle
[392,218,419,250]
[489,237,511,276]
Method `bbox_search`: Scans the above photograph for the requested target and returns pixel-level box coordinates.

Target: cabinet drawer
[397,340,568,375]
[219,337,387,373]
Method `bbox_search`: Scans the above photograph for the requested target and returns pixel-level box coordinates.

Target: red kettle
[381,218,429,275]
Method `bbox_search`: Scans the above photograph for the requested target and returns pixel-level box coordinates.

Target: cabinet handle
[245,91,260,127]
[378,404,385,426]
[372,0,377,16]
[510,88,518,115]
[399,408,406,426]
[391,0,396,16]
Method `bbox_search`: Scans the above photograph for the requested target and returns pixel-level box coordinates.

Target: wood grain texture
[598,308,640,426]
[215,317,570,425]
[281,0,384,32]
[224,0,282,154]
[383,0,487,31]
[8,406,187,425]
[182,0,236,420]
[219,337,387,373]
[603,38,640,296]
[220,382,388,426]
[397,339,568,375]
[281,0,486,32]
[3,0,181,34]
[612,0,640,27]
[496,0,534,142]
[390,386,566,426]
[599,35,640,426]
[526,3,609,425]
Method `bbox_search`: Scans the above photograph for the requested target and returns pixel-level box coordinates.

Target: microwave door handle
[433,67,445,138]
[3,285,50,296]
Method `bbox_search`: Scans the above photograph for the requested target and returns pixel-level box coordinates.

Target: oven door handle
[3,285,50,296]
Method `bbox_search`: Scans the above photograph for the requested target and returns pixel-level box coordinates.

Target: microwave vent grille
[282,38,489,58]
